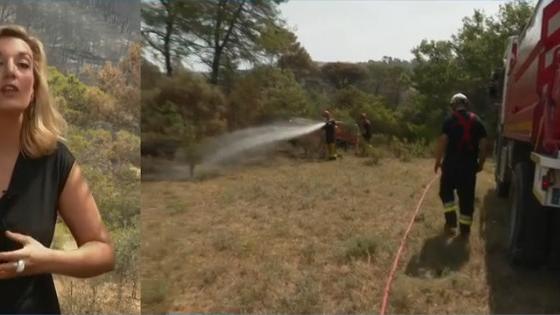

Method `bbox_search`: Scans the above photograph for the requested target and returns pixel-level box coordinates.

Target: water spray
[203,118,324,165]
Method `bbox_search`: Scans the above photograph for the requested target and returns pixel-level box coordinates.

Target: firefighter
[434,93,488,238]
[321,110,338,160]
[358,113,373,155]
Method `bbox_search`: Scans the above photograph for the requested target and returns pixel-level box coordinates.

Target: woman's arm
[47,163,115,278]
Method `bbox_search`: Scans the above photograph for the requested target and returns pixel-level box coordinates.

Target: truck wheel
[547,209,560,269]
[496,179,509,197]
[495,137,509,197]
[507,162,548,267]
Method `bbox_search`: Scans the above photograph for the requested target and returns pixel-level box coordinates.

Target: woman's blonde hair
[0,25,66,158]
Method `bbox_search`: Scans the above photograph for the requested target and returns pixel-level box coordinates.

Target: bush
[229,66,314,128]
[362,145,384,165]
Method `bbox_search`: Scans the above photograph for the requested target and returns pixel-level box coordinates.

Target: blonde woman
[0,25,114,313]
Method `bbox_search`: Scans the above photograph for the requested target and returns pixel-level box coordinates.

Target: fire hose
[380,174,438,315]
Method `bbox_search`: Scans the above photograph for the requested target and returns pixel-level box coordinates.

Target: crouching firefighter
[434,93,488,238]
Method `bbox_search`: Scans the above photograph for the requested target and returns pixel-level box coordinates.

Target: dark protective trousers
[439,160,477,233]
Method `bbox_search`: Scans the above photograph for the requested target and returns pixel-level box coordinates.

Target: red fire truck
[492,0,560,266]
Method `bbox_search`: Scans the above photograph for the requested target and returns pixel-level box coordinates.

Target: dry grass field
[142,154,560,314]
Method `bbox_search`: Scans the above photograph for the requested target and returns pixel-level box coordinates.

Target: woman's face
[0,36,34,113]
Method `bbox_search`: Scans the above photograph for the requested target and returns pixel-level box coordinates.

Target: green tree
[258,22,299,64]
[333,86,400,135]
[321,62,368,89]
[361,58,411,108]
[141,0,200,76]
[193,0,286,84]
[228,66,313,128]
[407,0,533,138]
[277,33,317,82]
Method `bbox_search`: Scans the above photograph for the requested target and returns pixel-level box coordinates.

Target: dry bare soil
[142,155,560,314]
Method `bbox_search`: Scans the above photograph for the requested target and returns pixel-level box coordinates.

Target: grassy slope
[142,155,560,314]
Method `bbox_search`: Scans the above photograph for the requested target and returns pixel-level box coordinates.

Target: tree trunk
[210,47,222,84]
[164,37,172,76]
[209,0,245,85]
[163,6,174,76]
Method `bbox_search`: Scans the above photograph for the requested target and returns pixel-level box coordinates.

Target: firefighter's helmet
[449,93,469,110]
[450,93,469,106]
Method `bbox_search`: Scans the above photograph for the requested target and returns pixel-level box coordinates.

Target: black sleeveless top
[0,142,75,314]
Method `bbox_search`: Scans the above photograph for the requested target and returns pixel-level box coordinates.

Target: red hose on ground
[379,175,438,315]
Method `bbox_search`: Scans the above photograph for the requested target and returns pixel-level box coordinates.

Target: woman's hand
[0,231,53,279]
